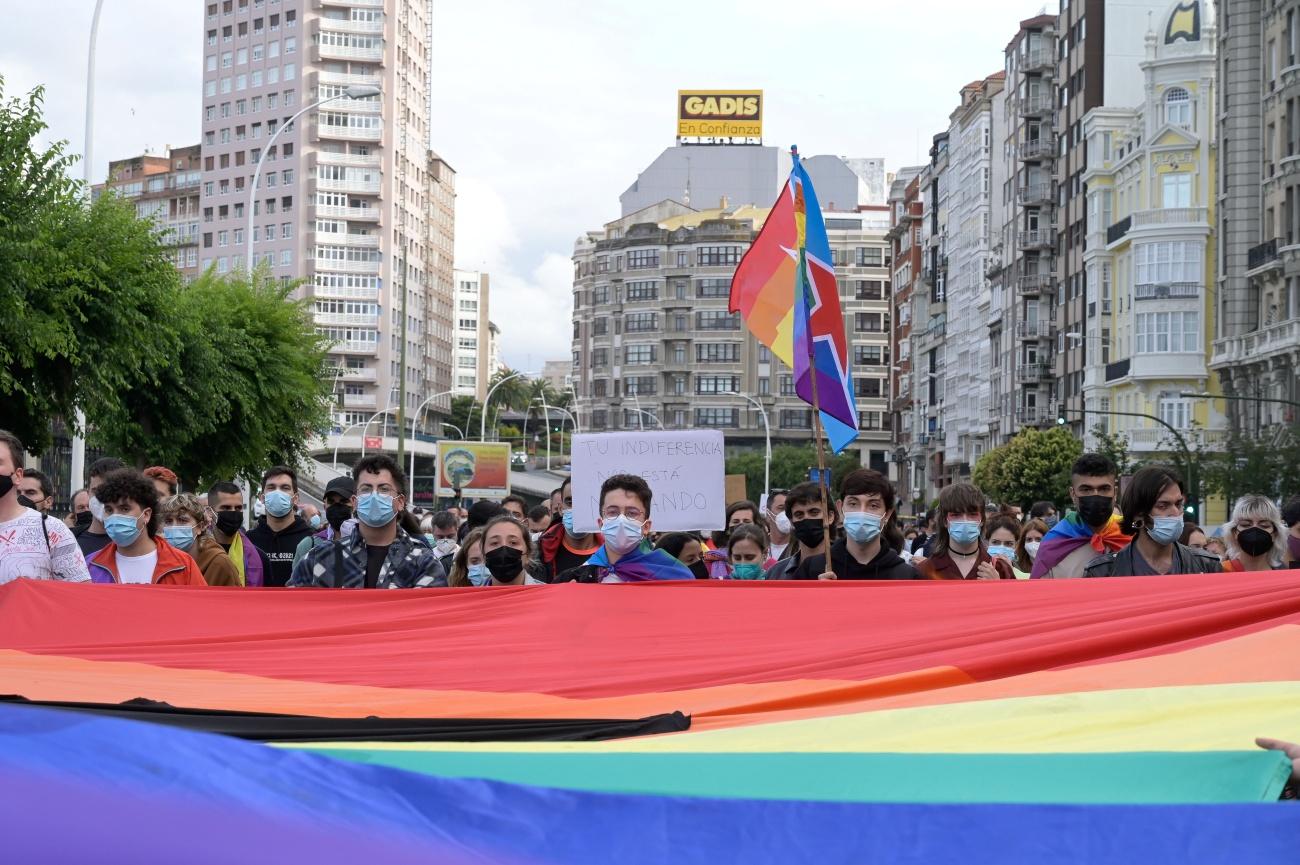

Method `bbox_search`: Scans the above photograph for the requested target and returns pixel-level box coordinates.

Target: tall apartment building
[426,151,456,412]
[913,133,951,502]
[1082,2,1226,479]
[93,145,204,281]
[940,72,1006,484]
[452,269,491,401]
[198,0,448,435]
[886,167,924,504]
[1056,0,1179,436]
[569,197,895,472]
[990,16,1060,446]
[1211,1,1300,432]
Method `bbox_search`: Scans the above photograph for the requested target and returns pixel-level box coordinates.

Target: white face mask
[88,495,106,523]
[433,538,457,557]
[529,531,542,543]
[601,514,645,555]
[773,512,793,534]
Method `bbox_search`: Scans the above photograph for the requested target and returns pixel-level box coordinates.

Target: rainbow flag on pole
[730,147,858,452]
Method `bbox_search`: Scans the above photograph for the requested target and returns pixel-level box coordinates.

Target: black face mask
[326,503,353,533]
[792,518,826,549]
[484,546,524,581]
[0,473,13,500]
[17,494,35,510]
[689,560,709,580]
[1237,527,1275,558]
[75,510,94,527]
[214,510,244,536]
[1076,496,1114,529]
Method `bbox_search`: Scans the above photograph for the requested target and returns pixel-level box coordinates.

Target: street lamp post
[407,389,454,488]
[724,391,770,498]
[442,422,465,440]
[480,370,531,441]
[331,421,366,472]
[70,0,108,500]
[245,85,380,273]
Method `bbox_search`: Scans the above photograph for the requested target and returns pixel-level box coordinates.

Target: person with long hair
[447,528,488,587]
[915,483,1015,580]
[1015,518,1049,577]
[983,514,1024,579]
[480,515,544,585]
[655,532,707,580]
[792,469,917,580]
[1083,465,1221,577]
[727,524,771,580]
[1222,495,1289,573]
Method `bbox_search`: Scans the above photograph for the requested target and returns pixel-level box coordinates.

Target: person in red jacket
[85,469,207,586]
[914,483,1015,580]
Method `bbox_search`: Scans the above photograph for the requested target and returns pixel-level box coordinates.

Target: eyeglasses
[602,507,645,521]
[357,484,400,497]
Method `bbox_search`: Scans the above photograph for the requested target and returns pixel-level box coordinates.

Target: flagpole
[792,144,833,532]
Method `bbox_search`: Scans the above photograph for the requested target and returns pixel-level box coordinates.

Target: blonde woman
[1223,495,1289,573]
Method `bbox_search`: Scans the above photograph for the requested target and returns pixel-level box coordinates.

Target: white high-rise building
[452,269,491,401]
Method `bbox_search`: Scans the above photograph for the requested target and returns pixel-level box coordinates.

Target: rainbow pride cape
[2,574,1300,862]
[730,147,858,452]
[1030,510,1133,578]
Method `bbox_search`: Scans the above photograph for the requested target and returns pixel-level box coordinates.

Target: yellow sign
[677,90,763,139]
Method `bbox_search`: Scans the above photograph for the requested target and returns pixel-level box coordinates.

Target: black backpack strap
[40,515,50,552]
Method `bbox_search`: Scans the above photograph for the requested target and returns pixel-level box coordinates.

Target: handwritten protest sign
[570,431,725,532]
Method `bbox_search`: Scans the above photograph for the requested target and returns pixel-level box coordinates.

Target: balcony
[1128,207,1209,228]
[315,151,381,169]
[1019,137,1056,161]
[315,0,383,6]
[1133,282,1199,300]
[1106,215,1132,245]
[330,339,380,355]
[313,283,379,301]
[317,176,382,194]
[1017,183,1055,206]
[316,42,383,63]
[311,231,380,249]
[1015,406,1043,425]
[1017,362,1050,383]
[313,204,381,222]
[316,121,383,142]
[1211,317,1300,367]
[1248,238,1281,272]
[313,258,381,274]
[315,71,383,90]
[1018,228,1055,249]
[1017,273,1054,295]
[1023,48,1055,74]
[1104,358,1131,382]
[1016,320,1054,339]
[342,392,378,410]
[316,312,380,327]
[319,19,384,35]
[1020,93,1054,117]
[340,366,378,383]
[327,97,383,114]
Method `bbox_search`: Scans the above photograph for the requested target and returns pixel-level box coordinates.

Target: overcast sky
[6,0,1056,369]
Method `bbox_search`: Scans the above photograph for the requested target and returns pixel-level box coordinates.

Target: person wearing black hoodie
[763,481,836,580]
[792,468,918,581]
[247,466,316,587]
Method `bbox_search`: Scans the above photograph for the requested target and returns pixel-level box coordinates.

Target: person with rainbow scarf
[553,474,694,584]
[1030,453,1131,579]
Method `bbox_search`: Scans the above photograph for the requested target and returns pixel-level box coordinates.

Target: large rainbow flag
[2,573,1300,862]
[730,147,858,452]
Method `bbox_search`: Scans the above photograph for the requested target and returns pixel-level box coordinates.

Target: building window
[853,345,888,366]
[855,247,884,267]
[676,251,688,267]
[592,285,610,304]
[591,348,609,367]
[624,376,657,396]
[758,376,770,395]
[625,312,658,332]
[626,249,660,269]
[1159,398,1191,430]
[697,246,743,266]
[855,280,885,300]
[1135,311,1199,353]
[695,375,739,395]
[696,342,740,363]
[1134,241,1202,288]
[695,407,739,428]
[854,312,885,332]
[780,409,813,429]
[593,379,607,397]
[854,378,883,398]
[624,344,657,364]
[696,310,740,330]
[625,280,659,301]
[1165,87,1191,128]
[696,278,731,298]
[858,411,883,430]
[1161,172,1192,208]
[779,375,796,396]
[593,317,608,336]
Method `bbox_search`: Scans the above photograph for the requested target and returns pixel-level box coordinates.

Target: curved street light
[407,389,454,488]
[442,422,465,440]
[331,421,366,472]
[480,370,534,441]
[724,391,770,498]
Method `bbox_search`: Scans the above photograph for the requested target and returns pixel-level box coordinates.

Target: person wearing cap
[292,475,357,569]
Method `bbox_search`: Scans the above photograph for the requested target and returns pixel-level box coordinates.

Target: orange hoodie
[86,536,209,586]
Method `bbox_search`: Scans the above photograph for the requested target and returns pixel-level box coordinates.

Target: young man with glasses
[288,455,446,588]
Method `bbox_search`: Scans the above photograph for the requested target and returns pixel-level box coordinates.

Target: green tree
[990,426,1082,509]
[87,268,333,483]
[447,395,476,438]
[0,81,180,453]
[1090,424,1134,478]
[971,442,1010,505]
[725,444,862,503]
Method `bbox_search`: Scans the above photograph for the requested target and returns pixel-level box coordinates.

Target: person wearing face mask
[288,455,446,588]
[554,474,692,583]
[85,470,207,585]
[1083,465,1221,577]
[481,516,545,585]
[427,509,462,575]
[1030,454,1131,579]
[705,500,763,578]
[159,493,240,586]
[983,515,1025,579]
[292,477,357,570]
[206,481,267,587]
[247,466,315,588]
[1280,496,1300,568]
[793,470,918,581]
[1221,495,1289,573]
[447,528,489,587]
[538,477,603,580]
[764,490,792,561]
[763,482,837,580]
[727,524,771,580]
[0,430,91,585]
[1014,518,1049,578]
[655,532,708,580]
[914,483,1015,580]
[1029,501,1059,530]
[75,457,126,557]
[16,468,53,517]
[65,488,91,530]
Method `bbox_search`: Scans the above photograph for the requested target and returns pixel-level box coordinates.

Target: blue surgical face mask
[162,525,195,551]
[987,544,1016,563]
[1044,515,1060,529]
[843,511,883,544]
[731,562,765,580]
[1148,515,1184,546]
[948,519,981,546]
[355,492,396,528]
[310,514,323,530]
[562,509,575,534]
[104,513,144,548]
[601,514,645,555]
[466,563,489,587]
[263,490,293,518]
